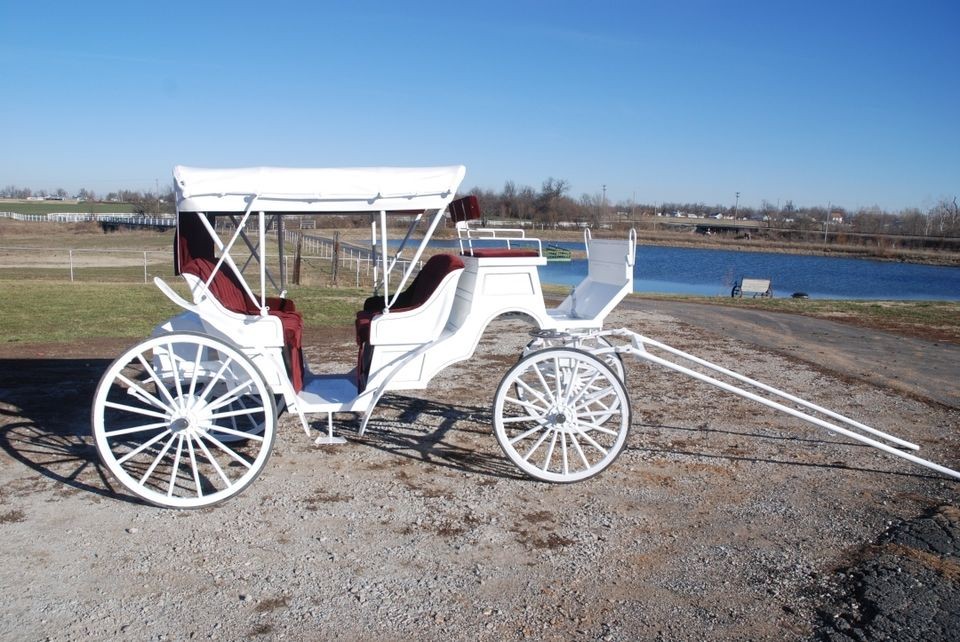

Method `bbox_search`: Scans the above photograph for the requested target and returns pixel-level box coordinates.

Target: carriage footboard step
[600,328,960,481]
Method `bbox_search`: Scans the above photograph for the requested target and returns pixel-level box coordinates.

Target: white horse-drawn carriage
[92,165,958,508]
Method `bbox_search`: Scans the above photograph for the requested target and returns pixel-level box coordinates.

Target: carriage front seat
[180,257,306,392]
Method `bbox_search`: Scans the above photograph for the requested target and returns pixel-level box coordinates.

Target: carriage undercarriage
[91,165,958,509]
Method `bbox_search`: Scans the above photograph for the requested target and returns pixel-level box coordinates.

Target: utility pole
[601,184,607,222]
[735,191,740,219]
[823,201,831,247]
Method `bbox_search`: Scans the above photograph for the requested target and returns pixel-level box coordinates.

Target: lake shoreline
[333,226,960,267]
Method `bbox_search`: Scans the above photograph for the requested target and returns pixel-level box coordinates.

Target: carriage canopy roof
[174,165,467,214]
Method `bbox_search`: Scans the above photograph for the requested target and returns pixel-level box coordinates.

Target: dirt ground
[0,305,957,641]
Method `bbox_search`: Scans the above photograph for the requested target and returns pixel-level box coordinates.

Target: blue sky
[1,1,957,211]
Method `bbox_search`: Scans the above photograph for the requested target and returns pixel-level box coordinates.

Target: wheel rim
[494,348,630,482]
[92,333,276,508]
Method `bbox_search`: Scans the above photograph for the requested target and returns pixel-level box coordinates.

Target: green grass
[2,272,957,347]
[0,280,366,345]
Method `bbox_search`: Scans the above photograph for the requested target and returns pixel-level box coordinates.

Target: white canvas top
[174,165,467,213]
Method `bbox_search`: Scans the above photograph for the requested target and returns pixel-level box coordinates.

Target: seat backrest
[175,212,217,275]
[400,253,465,311]
[181,257,259,315]
[448,195,481,223]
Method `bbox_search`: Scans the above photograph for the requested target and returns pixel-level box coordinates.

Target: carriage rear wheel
[92,332,276,508]
[493,347,630,483]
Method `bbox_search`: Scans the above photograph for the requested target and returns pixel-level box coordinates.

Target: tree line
[465,180,960,238]
[3,180,958,238]
[1,185,177,215]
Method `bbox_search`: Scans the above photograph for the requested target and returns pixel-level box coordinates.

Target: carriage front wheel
[493,347,630,483]
[92,332,276,508]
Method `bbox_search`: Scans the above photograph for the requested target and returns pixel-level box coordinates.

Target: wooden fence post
[332,231,340,285]
[293,234,302,285]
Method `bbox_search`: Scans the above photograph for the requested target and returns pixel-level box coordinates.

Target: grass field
[0,280,367,344]
[1,278,958,346]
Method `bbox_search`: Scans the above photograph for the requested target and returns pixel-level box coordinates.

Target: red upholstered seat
[461,248,540,258]
[354,253,464,390]
[182,257,305,392]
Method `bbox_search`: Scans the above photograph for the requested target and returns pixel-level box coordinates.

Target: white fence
[0,212,175,226]
[283,231,424,288]
[0,235,423,289]
[0,246,171,283]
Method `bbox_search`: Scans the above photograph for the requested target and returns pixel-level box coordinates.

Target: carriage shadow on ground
[0,358,137,504]
[627,420,941,481]
[344,395,525,481]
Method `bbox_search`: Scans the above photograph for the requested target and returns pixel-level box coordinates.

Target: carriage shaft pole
[616,330,960,481]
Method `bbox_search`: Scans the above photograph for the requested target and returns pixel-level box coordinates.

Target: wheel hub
[169,395,208,435]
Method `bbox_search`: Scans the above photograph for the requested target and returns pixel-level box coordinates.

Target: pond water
[420,239,960,300]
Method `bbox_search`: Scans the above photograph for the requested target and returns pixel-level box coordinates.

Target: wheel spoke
[569,432,591,469]
[560,431,569,475]
[502,395,548,417]
[195,357,236,405]
[571,424,609,455]
[167,435,185,497]
[204,379,256,413]
[508,423,549,445]
[575,408,620,420]
[116,374,172,413]
[136,353,178,408]
[568,368,602,407]
[199,423,265,442]
[117,429,171,465]
[514,378,550,408]
[191,434,233,487]
[185,434,203,498]
[167,342,185,404]
[575,385,620,409]
[200,432,253,469]
[138,433,178,485]
[539,429,558,471]
[104,401,170,421]
[532,362,556,405]
[187,343,204,398]
[573,419,619,437]
[522,426,553,463]
[104,421,170,437]
[207,404,264,422]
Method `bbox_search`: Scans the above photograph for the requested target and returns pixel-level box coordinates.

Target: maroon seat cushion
[461,248,540,258]
[182,257,305,392]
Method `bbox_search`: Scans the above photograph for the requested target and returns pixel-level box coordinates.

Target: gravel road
[0,305,957,640]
